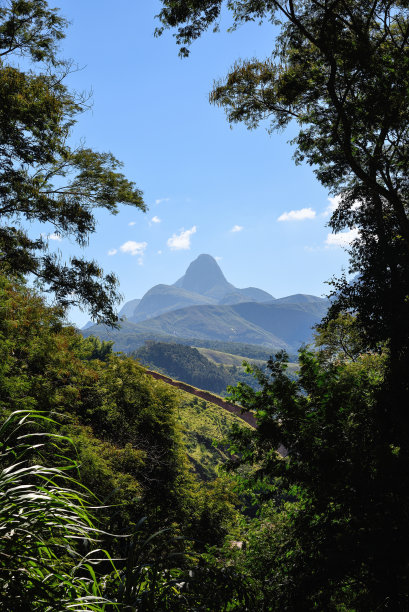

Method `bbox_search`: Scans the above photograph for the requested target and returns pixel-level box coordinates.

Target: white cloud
[42,232,62,242]
[278,207,316,222]
[155,197,170,204]
[108,248,117,256]
[230,225,243,233]
[215,256,222,262]
[323,194,361,217]
[325,228,360,247]
[119,241,147,256]
[323,195,342,217]
[151,216,161,224]
[128,221,136,226]
[157,250,162,255]
[167,226,197,251]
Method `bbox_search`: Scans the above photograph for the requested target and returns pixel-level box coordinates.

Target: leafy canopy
[0,271,249,609]
[157,2,409,607]
[157,1,409,239]
[0,1,145,324]
[225,348,407,609]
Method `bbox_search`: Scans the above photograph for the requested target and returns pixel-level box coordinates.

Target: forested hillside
[0,273,249,607]
[175,389,253,480]
[134,341,262,394]
[134,342,231,392]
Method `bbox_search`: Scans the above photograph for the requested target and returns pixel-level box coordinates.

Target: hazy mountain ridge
[83,255,329,352]
[118,298,141,319]
[127,284,216,322]
[127,299,328,351]
[231,300,329,347]
[219,287,275,305]
[274,294,328,305]
[131,303,289,347]
[120,254,276,324]
[173,253,235,298]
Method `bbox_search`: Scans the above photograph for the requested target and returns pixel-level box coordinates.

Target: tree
[156,0,409,344]
[157,1,409,607]
[226,349,405,609]
[313,311,367,362]
[0,1,145,324]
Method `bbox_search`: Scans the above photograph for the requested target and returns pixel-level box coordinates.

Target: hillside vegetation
[175,389,253,480]
[195,347,265,366]
[0,273,252,607]
[134,341,262,394]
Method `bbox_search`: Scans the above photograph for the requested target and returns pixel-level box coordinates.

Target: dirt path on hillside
[145,369,257,428]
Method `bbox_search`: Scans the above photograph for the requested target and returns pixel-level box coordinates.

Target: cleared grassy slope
[149,378,253,481]
[195,347,266,367]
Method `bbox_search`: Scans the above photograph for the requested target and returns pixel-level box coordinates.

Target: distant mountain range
[82,254,330,353]
[118,254,275,322]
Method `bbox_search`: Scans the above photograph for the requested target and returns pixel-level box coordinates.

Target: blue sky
[48,1,354,326]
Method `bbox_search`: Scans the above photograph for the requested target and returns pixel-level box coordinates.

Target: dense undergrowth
[0,274,398,610]
[0,274,250,609]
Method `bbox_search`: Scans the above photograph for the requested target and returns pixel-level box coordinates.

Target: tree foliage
[157,1,409,214]
[0,272,246,608]
[157,2,409,607]
[225,348,409,609]
[0,0,145,324]
[313,311,366,362]
[157,0,409,347]
[0,273,192,528]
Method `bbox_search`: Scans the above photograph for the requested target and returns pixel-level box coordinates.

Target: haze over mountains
[120,254,275,323]
[83,254,330,353]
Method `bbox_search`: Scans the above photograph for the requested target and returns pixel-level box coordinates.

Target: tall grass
[0,411,191,611]
[0,410,120,610]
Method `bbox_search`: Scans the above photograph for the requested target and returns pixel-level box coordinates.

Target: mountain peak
[174,254,233,297]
